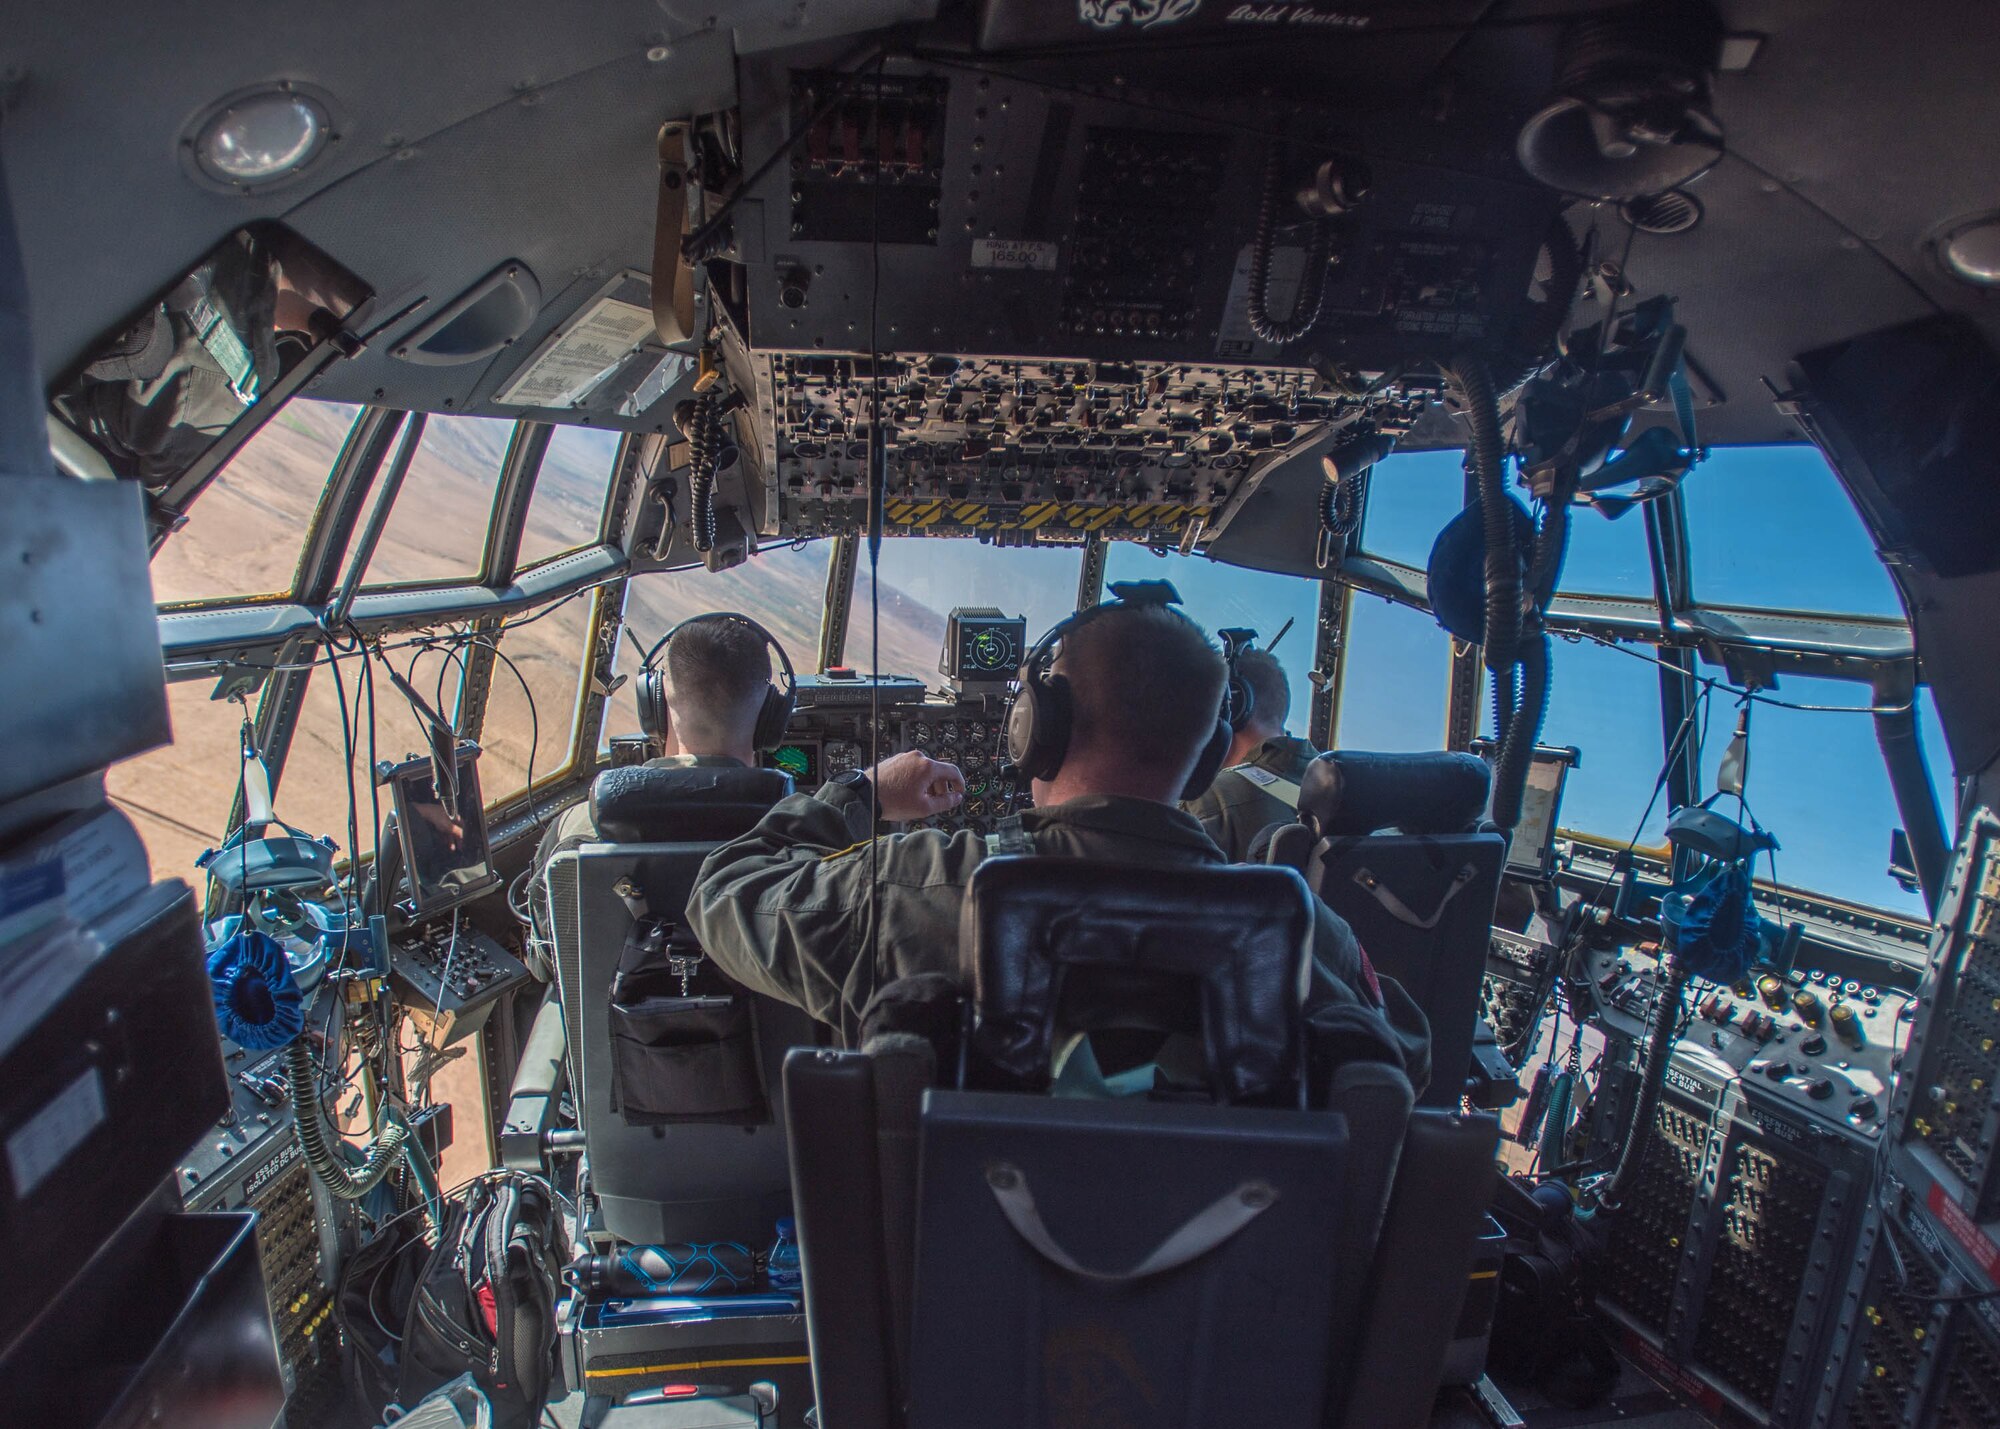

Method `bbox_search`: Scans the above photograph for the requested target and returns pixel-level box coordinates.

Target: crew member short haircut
[1057,602,1227,778]
[664,616,771,747]
[1236,649,1291,731]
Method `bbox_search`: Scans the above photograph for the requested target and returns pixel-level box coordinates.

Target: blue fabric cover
[207,926,304,1049]
[1664,860,1763,983]
[1425,495,1533,644]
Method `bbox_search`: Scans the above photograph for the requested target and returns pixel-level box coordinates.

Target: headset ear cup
[637,669,667,743]
[754,685,795,753]
[1227,669,1255,733]
[1181,718,1233,802]
[1008,672,1070,782]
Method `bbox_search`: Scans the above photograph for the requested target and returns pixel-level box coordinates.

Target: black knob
[1801,1035,1827,1056]
[1763,1061,1792,1080]
[1807,1078,1835,1101]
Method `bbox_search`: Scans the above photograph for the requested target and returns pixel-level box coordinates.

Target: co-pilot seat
[519,762,817,1420]
[544,762,817,1244]
[784,857,1499,1429]
[1265,750,1507,1108]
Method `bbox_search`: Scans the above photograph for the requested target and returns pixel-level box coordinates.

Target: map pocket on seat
[608,991,769,1123]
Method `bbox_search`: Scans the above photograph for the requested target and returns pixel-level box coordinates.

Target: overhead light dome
[1940,214,2000,286]
[187,85,333,189]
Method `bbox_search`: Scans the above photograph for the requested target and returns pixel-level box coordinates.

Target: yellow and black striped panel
[878,498,1209,534]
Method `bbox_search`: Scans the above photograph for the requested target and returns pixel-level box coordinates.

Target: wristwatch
[822,767,876,840]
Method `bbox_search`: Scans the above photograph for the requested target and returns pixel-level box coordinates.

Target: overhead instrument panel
[712,51,1568,545]
[739,354,1399,541]
[728,59,1561,371]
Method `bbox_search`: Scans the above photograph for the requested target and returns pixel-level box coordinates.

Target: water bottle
[767,1217,802,1292]
[567,1242,754,1295]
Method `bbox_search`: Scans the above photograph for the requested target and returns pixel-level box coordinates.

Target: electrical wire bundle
[204,604,555,1230]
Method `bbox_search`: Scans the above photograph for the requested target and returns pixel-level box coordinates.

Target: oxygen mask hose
[1491,629,1551,831]
[678,391,721,553]
[284,1035,410,1200]
[1592,947,1690,1213]
[1247,144,1334,346]
[1499,215,1585,397]
[1448,356,1520,674]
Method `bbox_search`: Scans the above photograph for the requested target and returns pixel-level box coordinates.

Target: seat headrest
[961,857,1313,1104]
[589,764,794,843]
[1298,750,1490,837]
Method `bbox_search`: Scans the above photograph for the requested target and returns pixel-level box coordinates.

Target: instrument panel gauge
[964,626,1019,672]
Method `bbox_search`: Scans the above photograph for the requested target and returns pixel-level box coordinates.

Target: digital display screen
[958,620,1023,674]
[1509,758,1568,875]
[1474,739,1574,878]
[389,746,496,915]
[766,741,820,786]
[944,611,1026,681]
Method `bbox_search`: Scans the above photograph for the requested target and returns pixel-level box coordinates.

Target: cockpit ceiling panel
[5,0,719,386]
[10,0,2000,453]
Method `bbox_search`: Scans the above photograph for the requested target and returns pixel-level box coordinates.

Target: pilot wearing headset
[1182,641,1322,862]
[687,582,1430,1092]
[534,612,792,857]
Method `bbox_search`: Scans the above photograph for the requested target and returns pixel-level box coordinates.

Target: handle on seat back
[983,1162,1278,1283]
[1350,862,1480,930]
[501,988,569,1172]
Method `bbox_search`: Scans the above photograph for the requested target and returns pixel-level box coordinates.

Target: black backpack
[334,1211,430,1424]
[397,1171,570,1429]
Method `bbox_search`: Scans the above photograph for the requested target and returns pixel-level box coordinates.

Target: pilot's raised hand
[869,750,966,822]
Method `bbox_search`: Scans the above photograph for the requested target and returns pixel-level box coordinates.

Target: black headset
[1218,627,1260,735]
[1005,580,1234,801]
[637,612,798,754]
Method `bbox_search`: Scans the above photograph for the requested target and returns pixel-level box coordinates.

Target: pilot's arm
[687,753,971,1041]
[1304,902,1434,1098]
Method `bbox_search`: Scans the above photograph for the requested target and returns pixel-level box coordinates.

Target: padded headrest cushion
[1298,750,1491,837]
[589,764,794,843]
[962,857,1313,1103]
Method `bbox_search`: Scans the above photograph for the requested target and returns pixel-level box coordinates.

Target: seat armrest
[1466,1018,1523,1110]
[501,988,570,1173]
[1264,821,1314,872]
[784,1048,898,1429]
[1336,1109,1500,1427]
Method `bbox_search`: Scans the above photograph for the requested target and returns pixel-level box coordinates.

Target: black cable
[1593,943,1688,1213]
[1492,630,1551,830]
[285,1036,410,1200]
[1246,143,1333,346]
[1449,355,1518,672]
[324,644,364,896]
[1571,629,1919,715]
[863,54,889,992]
[1574,677,1713,924]
[477,636,544,831]
[359,639,384,898]
[684,392,720,553]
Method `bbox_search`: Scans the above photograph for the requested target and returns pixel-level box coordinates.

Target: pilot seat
[1265,750,1508,1108]
[783,855,1500,1428]
[507,762,818,1425]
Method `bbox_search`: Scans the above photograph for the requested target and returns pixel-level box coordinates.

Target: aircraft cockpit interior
[7,3,2000,1426]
